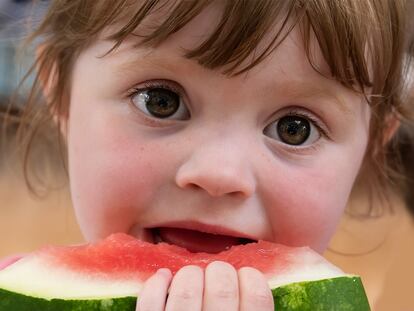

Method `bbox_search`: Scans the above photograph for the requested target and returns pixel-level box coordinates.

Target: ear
[36,46,68,139]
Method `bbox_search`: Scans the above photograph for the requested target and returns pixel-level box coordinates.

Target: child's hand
[136,261,274,311]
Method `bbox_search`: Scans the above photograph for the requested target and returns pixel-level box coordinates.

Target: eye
[131,85,190,120]
[264,115,321,146]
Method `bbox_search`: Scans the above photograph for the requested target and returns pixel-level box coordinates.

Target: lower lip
[154,227,254,254]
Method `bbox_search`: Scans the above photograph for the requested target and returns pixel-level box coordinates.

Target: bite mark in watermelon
[0,233,370,310]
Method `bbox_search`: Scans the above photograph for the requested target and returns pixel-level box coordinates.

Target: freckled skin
[66,5,370,255]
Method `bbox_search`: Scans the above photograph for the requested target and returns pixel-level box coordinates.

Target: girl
[4,0,414,310]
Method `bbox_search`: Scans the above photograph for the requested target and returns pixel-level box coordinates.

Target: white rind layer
[266,248,345,288]
[0,247,345,300]
[0,256,142,299]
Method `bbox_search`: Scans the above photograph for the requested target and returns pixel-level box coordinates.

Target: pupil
[277,116,310,145]
[145,88,179,118]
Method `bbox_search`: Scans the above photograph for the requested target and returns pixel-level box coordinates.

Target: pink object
[0,254,25,270]
[42,233,293,280]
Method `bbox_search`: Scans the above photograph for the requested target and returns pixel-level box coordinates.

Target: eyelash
[283,109,330,140]
[126,79,187,126]
[264,109,330,155]
[127,80,184,102]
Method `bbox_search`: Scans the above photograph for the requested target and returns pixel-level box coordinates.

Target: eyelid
[263,134,325,157]
[273,107,331,140]
[126,79,190,125]
[126,79,186,99]
[287,141,324,156]
[263,107,331,155]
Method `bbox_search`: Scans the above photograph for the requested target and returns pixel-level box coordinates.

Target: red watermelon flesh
[45,233,290,280]
[0,233,345,299]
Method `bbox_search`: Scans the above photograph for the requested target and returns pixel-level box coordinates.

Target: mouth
[148,225,257,254]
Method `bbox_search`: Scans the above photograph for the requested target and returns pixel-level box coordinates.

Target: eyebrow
[114,49,189,76]
[269,79,355,115]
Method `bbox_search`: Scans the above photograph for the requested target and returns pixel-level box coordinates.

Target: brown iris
[144,88,180,118]
[277,116,311,145]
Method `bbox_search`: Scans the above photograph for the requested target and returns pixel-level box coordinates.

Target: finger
[203,261,239,311]
[238,267,274,311]
[165,265,203,311]
[136,268,172,311]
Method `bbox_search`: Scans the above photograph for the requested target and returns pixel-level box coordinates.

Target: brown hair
[16,0,414,213]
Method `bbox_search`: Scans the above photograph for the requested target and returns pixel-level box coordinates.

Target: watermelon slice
[0,233,370,310]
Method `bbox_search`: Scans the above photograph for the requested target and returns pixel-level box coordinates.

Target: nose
[175,139,256,198]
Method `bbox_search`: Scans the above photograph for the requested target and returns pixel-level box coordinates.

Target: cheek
[261,151,365,253]
[68,113,171,241]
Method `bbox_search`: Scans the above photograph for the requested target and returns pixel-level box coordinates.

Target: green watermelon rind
[272,276,370,310]
[0,288,136,311]
[0,276,370,311]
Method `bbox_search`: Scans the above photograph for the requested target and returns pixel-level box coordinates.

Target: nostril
[186,183,202,191]
[228,191,244,198]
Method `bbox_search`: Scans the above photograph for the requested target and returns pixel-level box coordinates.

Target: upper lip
[147,220,258,241]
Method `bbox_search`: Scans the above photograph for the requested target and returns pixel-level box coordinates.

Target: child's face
[66,6,370,253]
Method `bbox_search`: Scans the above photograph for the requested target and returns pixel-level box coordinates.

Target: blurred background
[0,0,413,310]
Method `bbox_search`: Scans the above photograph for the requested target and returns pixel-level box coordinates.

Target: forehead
[101,0,304,75]
[101,1,331,77]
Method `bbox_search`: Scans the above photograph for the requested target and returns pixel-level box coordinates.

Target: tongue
[157,228,241,254]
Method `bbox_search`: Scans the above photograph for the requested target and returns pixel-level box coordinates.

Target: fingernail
[157,268,172,278]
